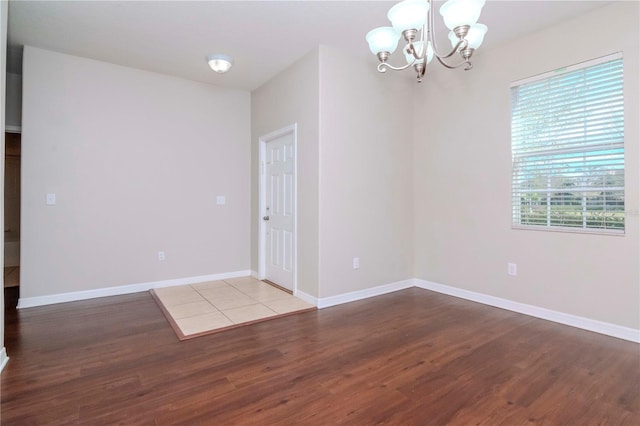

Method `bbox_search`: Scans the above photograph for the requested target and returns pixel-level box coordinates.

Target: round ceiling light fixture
[207,54,233,73]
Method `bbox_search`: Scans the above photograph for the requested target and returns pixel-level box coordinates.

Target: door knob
[263,216,270,221]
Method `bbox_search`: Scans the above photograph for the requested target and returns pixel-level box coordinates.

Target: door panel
[263,131,295,290]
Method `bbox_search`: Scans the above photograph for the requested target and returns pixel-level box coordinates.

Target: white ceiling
[7,0,612,91]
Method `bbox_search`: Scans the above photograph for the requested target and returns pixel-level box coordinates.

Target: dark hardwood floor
[1,286,638,425]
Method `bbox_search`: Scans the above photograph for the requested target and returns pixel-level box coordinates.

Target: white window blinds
[510,53,624,234]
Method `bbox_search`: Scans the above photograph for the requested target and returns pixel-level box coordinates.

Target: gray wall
[5,72,21,129]
[21,46,252,298]
[13,2,639,336]
[251,49,320,297]
[317,45,414,298]
[413,1,639,329]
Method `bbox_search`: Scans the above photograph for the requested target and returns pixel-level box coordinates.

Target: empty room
[0,0,638,424]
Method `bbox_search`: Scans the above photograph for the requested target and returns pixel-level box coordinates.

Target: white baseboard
[315,279,415,309]
[294,290,318,306]
[17,270,253,309]
[12,271,639,343]
[0,347,8,373]
[415,279,640,343]
[250,270,260,279]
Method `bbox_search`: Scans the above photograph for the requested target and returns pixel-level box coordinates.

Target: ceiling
[7,0,612,92]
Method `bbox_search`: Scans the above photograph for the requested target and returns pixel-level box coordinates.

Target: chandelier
[366,0,487,82]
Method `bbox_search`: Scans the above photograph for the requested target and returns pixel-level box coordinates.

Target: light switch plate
[46,193,56,205]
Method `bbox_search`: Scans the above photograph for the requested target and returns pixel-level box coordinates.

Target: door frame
[258,123,298,293]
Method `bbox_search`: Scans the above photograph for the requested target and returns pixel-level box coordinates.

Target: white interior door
[260,127,296,291]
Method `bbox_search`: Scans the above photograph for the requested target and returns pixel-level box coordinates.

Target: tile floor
[152,276,315,339]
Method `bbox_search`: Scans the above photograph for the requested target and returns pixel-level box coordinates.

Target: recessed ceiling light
[207,54,233,73]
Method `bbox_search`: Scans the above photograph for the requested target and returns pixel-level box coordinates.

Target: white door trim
[258,124,297,293]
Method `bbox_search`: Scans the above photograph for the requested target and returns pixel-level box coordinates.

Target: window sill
[511,225,625,236]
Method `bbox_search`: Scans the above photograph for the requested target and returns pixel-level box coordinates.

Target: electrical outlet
[216,195,226,205]
[508,263,517,276]
[353,257,360,269]
[158,251,166,261]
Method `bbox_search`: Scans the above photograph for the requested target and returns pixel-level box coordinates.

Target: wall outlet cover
[46,193,56,205]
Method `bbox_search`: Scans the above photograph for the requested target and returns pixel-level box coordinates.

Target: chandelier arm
[408,43,421,61]
[426,0,469,60]
[426,0,450,58]
[433,38,468,60]
[427,0,438,52]
[436,56,472,70]
[377,60,415,73]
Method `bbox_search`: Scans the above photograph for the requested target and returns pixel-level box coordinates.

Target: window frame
[510,53,625,235]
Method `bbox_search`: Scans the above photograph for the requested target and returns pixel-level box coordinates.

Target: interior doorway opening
[4,131,20,291]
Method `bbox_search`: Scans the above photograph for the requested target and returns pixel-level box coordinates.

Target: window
[510,53,624,234]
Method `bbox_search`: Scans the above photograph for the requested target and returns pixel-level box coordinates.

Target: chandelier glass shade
[366,0,487,82]
[387,0,430,33]
[365,27,401,55]
[449,23,487,50]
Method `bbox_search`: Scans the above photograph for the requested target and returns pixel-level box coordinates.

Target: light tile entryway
[151,276,315,340]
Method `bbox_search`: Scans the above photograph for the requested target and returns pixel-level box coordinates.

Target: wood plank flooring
[1,286,638,424]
